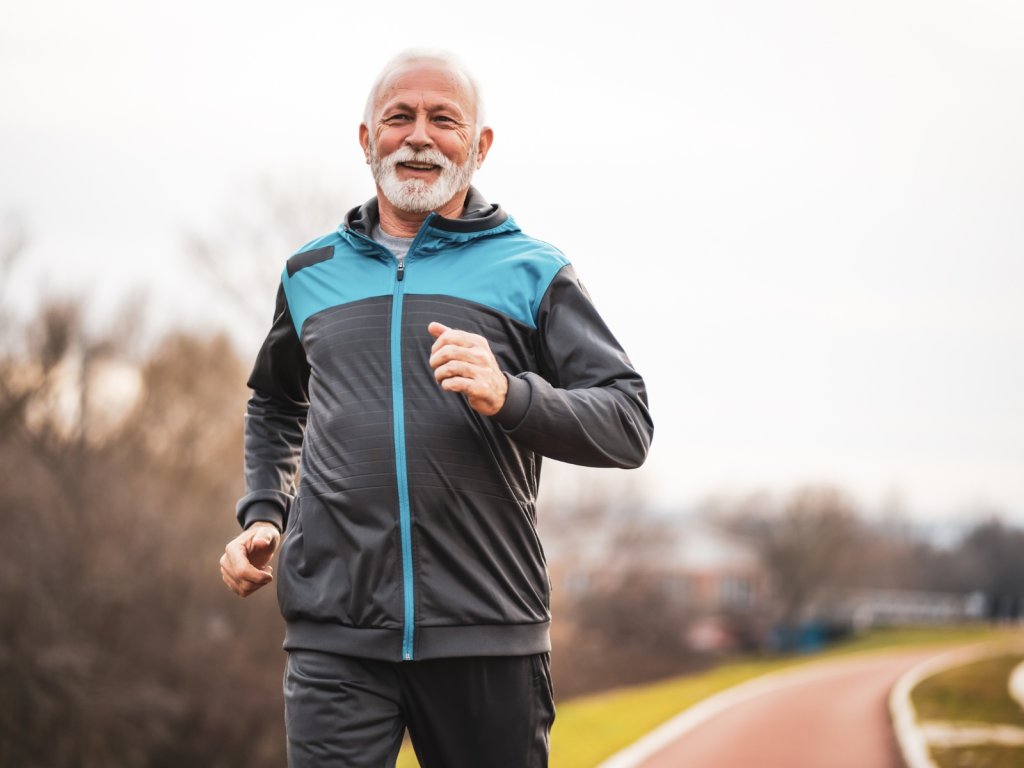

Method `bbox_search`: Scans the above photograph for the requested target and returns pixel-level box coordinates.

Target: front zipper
[350,220,433,661]
[383,214,433,662]
[390,254,414,660]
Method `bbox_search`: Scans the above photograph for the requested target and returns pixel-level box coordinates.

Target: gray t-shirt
[372,224,414,261]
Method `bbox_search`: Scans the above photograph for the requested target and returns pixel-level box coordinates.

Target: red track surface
[636,649,939,768]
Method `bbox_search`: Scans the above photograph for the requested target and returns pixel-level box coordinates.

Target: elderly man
[220,49,653,767]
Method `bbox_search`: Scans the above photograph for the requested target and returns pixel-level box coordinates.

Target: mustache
[380,146,453,171]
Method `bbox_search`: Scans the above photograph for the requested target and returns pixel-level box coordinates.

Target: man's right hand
[220,522,281,598]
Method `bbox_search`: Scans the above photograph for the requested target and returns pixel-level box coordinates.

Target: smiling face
[359,62,493,219]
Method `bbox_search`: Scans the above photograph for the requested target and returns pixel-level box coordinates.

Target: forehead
[375,64,474,116]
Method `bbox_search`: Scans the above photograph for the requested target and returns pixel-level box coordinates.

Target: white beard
[369,141,478,214]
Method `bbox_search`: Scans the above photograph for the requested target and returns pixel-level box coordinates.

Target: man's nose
[404,114,433,150]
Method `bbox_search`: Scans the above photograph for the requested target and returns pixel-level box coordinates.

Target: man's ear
[475,127,494,168]
[359,123,371,165]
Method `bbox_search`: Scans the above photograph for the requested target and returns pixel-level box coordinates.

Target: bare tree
[0,287,285,766]
[0,178,357,765]
[536,470,705,695]
[957,516,1024,620]
[717,486,865,631]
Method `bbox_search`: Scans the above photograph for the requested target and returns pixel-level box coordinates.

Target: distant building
[550,513,994,656]
[832,588,988,629]
[550,518,771,652]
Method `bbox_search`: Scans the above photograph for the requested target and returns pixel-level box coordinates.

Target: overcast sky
[2,0,1022,523]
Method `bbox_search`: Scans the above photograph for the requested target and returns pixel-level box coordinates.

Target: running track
[624,648,942,768]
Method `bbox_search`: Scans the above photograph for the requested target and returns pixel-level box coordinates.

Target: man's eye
[434,116,456,124]
[384,114,411,123]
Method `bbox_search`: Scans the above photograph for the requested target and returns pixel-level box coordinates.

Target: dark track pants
[284,650,555,768]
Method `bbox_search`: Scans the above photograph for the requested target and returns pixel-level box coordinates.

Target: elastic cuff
[240,501,284,533]
[492,372,531,431]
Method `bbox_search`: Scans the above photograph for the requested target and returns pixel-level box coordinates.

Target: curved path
[606,648,946,768]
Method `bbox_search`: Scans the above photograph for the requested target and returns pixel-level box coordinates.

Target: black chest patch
[287,245,335,277]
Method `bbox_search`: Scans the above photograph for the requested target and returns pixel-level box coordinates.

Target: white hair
[362,49,486,137]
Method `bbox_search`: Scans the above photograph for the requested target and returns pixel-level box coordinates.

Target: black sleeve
[234,282,311,531]
[491,264,653,468]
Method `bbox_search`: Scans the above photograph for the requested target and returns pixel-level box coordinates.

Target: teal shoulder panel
[282,235,393,338]
[407,233,569,329]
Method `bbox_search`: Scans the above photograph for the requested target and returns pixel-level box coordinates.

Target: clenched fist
[427,322,508,416]
[220,522,281,598]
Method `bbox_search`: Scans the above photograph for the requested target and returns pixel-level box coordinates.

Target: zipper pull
[397,256,405,281]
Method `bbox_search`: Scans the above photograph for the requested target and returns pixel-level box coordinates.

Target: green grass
[932,746,1024,768]
[396,625,1013,768]
[913,654,1024,726]
[911,645,1024,768]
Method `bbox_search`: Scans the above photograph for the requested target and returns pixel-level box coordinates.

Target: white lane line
[918,722,1024,747]
[1008,659,1024,711]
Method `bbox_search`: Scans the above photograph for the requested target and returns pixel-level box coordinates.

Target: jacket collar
[342,186,508,237]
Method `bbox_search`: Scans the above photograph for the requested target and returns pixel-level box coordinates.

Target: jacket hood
[342,186,509,236]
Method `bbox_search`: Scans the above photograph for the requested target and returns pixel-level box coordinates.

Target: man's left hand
[427,322,508,416]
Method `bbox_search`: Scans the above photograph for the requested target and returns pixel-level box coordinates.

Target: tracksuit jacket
[237,188,654,662]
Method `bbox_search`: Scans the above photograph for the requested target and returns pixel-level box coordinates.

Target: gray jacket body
[238,189,653,661]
